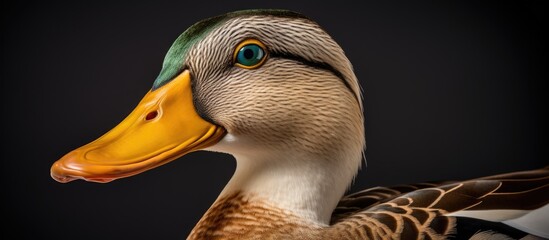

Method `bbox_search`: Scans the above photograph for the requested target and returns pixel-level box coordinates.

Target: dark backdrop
[2,1,547,239]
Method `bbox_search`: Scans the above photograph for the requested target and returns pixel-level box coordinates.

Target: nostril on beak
[145,110,158,120]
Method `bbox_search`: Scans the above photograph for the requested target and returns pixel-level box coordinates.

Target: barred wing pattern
[330,167,549,239]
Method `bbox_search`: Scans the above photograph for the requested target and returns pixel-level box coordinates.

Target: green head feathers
[152,9,307,90]
[152,15,224,90]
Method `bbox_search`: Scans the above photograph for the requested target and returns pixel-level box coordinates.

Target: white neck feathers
[207,133,362,224]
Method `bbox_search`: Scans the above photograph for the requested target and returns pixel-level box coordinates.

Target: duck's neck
[213,140,361,225]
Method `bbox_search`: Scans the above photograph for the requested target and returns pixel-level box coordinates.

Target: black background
[2,1,547,239]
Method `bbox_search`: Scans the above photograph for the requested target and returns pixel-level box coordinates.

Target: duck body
[50,9,549,239]
[188,167,548,240]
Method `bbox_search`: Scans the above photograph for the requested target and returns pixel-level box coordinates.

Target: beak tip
[50,161,76,183]
[50,151,119,184]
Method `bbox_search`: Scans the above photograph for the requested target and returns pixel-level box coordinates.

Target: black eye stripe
[270,51,353,95]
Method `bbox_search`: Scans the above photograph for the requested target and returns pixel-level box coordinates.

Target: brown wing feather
[329,166,549,239]
[331,182,448,223]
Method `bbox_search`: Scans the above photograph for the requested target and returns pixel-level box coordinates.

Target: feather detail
[329,167,549,239]
[469,231,514,240]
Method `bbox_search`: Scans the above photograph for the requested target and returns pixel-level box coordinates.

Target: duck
[50,9,548,240]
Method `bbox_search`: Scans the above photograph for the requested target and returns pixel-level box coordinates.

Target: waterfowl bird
[51,9,549,239]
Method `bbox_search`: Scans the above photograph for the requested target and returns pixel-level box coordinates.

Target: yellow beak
[51,70,225,183]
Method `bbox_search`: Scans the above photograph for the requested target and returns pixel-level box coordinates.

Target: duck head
[51,9,365,224]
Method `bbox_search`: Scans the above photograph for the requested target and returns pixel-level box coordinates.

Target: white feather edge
[447,204,549,239]
[503,204,549,239]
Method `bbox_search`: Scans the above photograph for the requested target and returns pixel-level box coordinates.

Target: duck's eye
[234,39,267,69]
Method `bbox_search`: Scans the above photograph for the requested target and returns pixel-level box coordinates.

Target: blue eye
[236,44,266,68]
